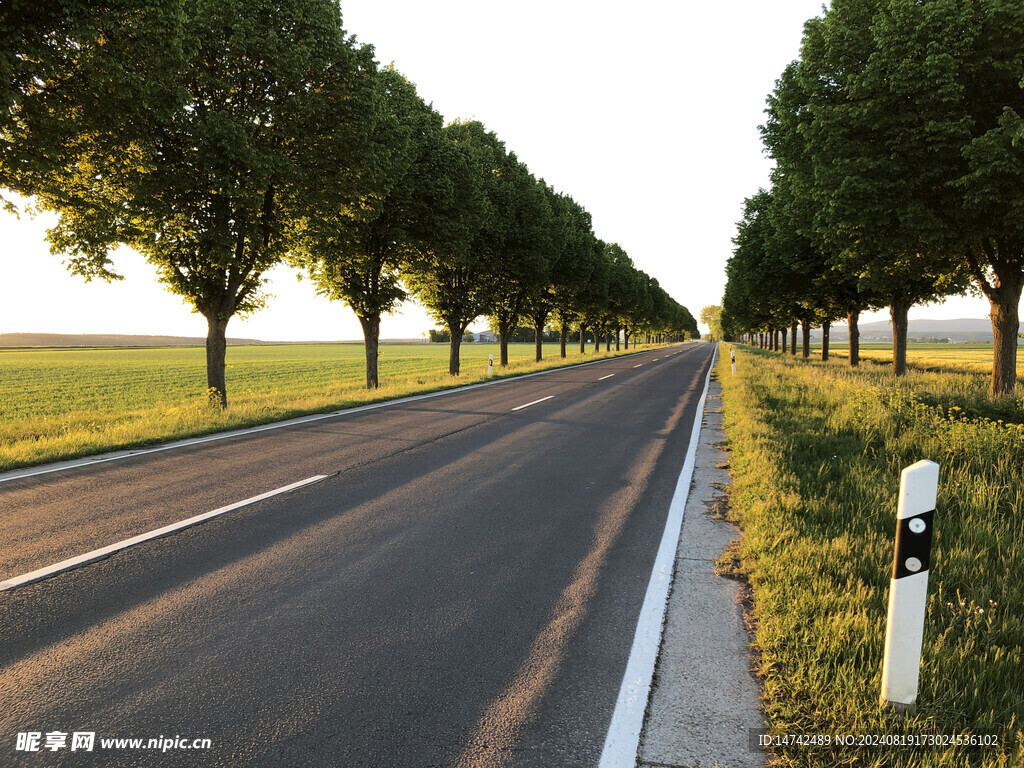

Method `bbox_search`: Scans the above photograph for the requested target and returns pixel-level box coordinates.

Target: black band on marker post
[892,509,935,580]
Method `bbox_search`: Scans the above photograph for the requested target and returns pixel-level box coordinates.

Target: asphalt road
[0,342,715,767]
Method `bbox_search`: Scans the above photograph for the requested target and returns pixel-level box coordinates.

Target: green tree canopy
[548,196,600,357]
[19,0,386,406]
[1,0,183,213]
[480,153,553,367]
[863,0,1024,394]
[402,119,492,375]
[700,305,723,341]
[291,65,436,389]
[578,239,610,352]
[800,0,969,376]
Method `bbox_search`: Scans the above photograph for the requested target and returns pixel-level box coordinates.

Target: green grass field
[0,341,659,472]
[719,343,1023,767]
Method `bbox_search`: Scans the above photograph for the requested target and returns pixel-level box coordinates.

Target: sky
[0,0,993,341]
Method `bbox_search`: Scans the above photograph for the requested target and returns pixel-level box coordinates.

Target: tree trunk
[594,332,600,353]
[560,322,568,359]
[790,321,797,355]
[535,321,543,362]
[822,322,830,362]
[448,326,464,376]
[204,314,229,408]
[615,327,621,351]
[357,313,381,389]
[890,299,911,377]
[497,320,513,367]
[801,318,810,358]
[987,275,1024,397]
[605,333,611,352]
[580,326,586,354]
[847,310,860,367]
[781,327,787,352]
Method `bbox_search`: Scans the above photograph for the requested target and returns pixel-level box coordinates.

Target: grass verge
[718,343,1023,768]
[0,341,674,472]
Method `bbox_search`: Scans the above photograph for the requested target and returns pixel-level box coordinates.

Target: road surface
[0,343,714,767]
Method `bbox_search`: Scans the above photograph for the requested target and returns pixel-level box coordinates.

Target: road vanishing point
[0,343,715,767]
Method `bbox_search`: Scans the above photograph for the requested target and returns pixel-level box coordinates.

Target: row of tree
[1,0,696,405]
[719,0,1024,397]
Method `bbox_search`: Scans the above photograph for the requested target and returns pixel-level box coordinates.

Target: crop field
[0,341,657,471]
[718,344,1023,767]
[816,341,1024,377]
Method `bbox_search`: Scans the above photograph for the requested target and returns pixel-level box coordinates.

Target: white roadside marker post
[731,349,737,376]
[880,459,939,714]
[488,354,493,376]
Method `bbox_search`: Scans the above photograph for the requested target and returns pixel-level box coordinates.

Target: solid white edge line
[598,345,717,768]
[510,395,555,412]
[0,344,700,486]
[598,374,615,381]
[0,474,328,591]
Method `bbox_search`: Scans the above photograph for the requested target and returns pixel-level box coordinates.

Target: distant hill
[811,318,1022,343]
[0,333,268,348]
[0,333,429,348]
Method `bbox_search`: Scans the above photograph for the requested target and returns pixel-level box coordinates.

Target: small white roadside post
[880,459,939,714]
[731,349,737,376]
[488,354,493,376]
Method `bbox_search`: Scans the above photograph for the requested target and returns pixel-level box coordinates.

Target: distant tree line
[720,0,1024,397]
[912,338,953,346]
[700,306,724,342]
[1,0,698,405]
